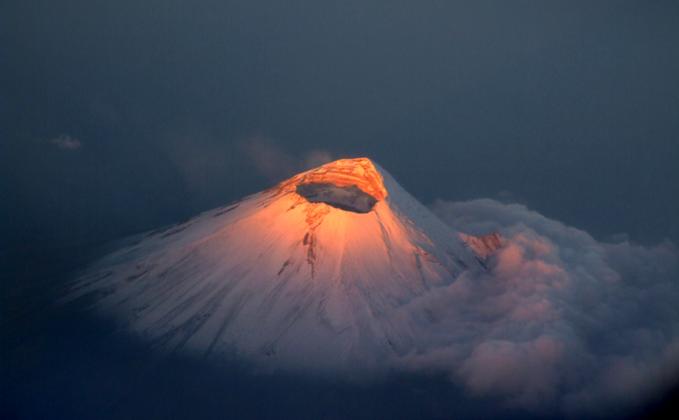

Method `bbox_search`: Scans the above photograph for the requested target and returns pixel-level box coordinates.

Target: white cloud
[49,134,82,150]
[240,136,333,181]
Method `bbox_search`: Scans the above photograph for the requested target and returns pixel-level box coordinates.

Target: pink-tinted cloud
[402,198,679,415]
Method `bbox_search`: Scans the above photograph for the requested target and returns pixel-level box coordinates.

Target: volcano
[68,158,498,373]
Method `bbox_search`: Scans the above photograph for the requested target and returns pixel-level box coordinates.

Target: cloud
[49,134,82,150]
[240,136,333,181]
[162,131,333,206]
[394,198,679,415]
[164,131,235,201]
[302,149,334,170]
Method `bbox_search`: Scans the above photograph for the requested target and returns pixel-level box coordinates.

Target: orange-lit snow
[459,232,504,259]
[274,157,389,200]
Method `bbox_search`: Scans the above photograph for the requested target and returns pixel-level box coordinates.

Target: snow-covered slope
[67,158,484,373]
[459,232,504,265]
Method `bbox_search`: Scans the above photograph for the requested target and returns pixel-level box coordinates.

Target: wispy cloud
[240,136,333,182]
[49,134,82,150]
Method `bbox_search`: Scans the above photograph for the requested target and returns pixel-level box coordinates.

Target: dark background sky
[2,0,678,261]
[2,2,679,418]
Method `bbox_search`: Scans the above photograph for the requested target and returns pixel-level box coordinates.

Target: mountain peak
[289,157,387,200]
[67,157,481,372]
[269,157,388,213]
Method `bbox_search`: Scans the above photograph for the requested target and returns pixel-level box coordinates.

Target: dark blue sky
[2,0,678,257]
[2,3,679,418]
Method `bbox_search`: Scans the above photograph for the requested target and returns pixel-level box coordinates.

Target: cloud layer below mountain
[394,198,679,416]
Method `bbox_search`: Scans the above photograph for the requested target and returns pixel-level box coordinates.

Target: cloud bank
[396,198,679,416]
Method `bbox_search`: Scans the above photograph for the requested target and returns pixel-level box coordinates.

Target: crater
[296,183,377,213]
